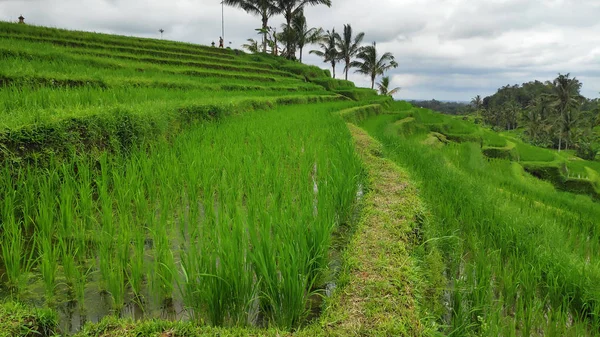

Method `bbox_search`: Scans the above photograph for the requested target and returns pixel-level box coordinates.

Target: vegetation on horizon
[472,73,599,160]
[227,0,400,94]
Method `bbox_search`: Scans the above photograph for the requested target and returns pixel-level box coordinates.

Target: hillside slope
[0,21,383,164]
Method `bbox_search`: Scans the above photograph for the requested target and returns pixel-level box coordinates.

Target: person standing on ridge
[219,37,224,48]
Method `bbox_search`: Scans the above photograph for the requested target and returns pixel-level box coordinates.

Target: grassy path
[316,123,426,336]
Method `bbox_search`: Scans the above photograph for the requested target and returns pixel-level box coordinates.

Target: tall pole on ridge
[221,1,225,42]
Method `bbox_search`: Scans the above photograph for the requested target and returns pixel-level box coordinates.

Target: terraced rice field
[360,103,600,336]
[3,20,598,337]
[0,22,390,335]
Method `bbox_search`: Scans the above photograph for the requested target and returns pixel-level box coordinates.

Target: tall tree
[309,29,339,78]
[376,76,401,96]
[523,96,552,146]
[291,10,322,62]
[548,73,583,151]
[471,95,483,111]
[276,0,332,59]
[351,42,398,89]
[223,0,281,53]
[335,24,365,80]
[502,100,520,130]
[242,38,260,53]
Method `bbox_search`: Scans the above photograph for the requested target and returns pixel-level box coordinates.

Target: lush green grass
[360,102,600,336]
[0,302,57,337]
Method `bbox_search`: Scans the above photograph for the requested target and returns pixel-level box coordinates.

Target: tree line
[472,74,600,159]
[226,0,399,92]
[409,100,471,115]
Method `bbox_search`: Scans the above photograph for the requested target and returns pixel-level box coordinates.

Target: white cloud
[1,0,599,100]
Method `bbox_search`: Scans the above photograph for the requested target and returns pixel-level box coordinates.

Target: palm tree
[502,100,520,130]
[376,76,401,96]
[291,10,322,63]
[223,0,281,53]
[335,24,365,81]
[470,95,483,111]
[309,29,339,78]
[276,0,332,59]
[548,73,583,151]
[523,96,552,145]
[351,42,398,89]
[242,38,260,53]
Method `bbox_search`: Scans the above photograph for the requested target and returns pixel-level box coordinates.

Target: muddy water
[3,267,188,334]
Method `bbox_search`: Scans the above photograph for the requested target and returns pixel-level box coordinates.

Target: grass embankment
[0,302,57,337]
[361,102,600,336]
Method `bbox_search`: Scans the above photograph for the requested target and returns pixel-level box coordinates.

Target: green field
[360,104,600,336]
[1,21,599,337]
[0,21,415,337]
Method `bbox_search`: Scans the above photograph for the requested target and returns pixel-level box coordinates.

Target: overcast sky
[1,0,599,101]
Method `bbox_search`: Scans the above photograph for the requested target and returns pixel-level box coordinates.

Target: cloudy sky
[1,0,599,101]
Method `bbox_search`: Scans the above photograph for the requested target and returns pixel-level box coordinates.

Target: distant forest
[472,74,599,159]
[412,74,599,159]
[408,100,470,115]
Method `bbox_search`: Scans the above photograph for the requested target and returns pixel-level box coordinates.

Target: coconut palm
[351,42,398,89]
[376,76,401,96]
[223,0,281,53]
[291,10,322,63]
[335,24,365,81]
[470,95,483,111]
[523,96,553,145]
[548,73,583,151]
[309,28,340,78]
[242,38,260,53]
[502,100,520,130]
[276,0,332,59]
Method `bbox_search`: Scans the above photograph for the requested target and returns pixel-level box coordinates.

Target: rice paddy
[360,103,600,336]
[0,21,373,335]
[3,18,598,337]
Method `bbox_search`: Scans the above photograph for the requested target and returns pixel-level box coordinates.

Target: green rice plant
[361,111,600,335]
[127,225,145,300]
[39,236,58,302]
[105,257,126,314]
[0,189,34,295]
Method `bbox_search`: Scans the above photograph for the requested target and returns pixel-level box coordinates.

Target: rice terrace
[0,1,599,336]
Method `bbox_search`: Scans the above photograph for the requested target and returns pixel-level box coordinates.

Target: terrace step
[0,94,345,165]
[0,23,236,59]
[0,33,275,69]
[0,73,321,92]
[69,49,299,78]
